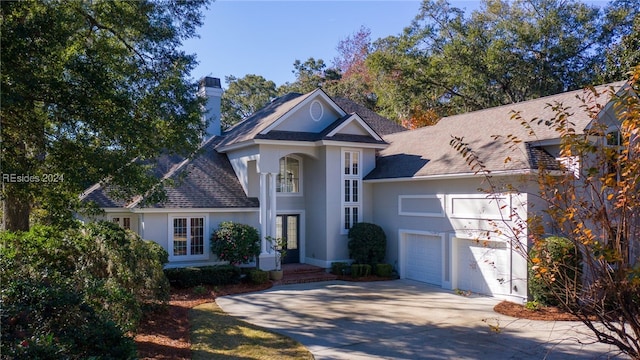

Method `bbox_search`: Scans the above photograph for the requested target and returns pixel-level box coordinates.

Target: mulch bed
[337,275,397,282]
[135,281,273,360]
[494,300,583,321]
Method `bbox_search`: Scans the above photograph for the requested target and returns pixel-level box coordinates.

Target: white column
[269,172,278,239]
[259,172,267,254]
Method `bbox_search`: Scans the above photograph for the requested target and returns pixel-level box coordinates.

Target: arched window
[277,156,300,193]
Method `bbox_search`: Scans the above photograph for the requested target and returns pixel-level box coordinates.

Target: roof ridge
[443,81,627,121]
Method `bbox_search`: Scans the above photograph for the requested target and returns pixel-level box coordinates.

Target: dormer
[217,88,389,153]
[259,89,344,134]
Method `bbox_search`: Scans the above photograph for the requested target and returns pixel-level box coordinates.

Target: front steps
[273,263,337,285]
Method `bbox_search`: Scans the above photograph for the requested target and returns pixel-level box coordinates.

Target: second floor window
[342,150,362,232]
[277,156,300,193]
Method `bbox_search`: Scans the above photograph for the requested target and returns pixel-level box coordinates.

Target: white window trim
[341,149,362,234]
[108,214,132,230]
[277,155,303,196]
[398,195,446,217]
[309,99,324,122]
[447,193,514,221]
[168,214,210,261]
[604,129,623,182]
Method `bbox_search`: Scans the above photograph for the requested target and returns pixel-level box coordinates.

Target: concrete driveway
[217,280,626,360]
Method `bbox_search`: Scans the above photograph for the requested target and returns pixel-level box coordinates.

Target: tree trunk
[2,189,31,231]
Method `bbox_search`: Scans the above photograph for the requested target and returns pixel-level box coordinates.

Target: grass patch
[190,301,314,360]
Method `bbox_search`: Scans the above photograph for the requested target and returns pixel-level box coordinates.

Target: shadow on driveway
[217,280,626,360]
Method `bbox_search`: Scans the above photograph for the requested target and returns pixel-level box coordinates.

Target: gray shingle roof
[527,144,562,171]
[81,183,129,208]
[83,89,403,210]
[333,97,407,136]
[254,113,388,145]
[216,90,404,148]
[81,137,259,209]
[155,137,258,208]
[216,92,311,148]
[366,82,625,180]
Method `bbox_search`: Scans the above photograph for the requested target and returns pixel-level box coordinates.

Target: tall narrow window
[342,150,362,232]
[606,130,622,179]
[171,216,207,260]
[344,207,351,230]
[190,218,204,255]
[173,218,188,256]
[277,156,301,193]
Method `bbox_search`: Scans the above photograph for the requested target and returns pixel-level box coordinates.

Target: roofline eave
[130,207,260,213]
[318,139,388,149]
[364,169,566,183]
[219,138,389,152]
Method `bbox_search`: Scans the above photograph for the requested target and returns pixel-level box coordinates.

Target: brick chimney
[198,77,223,139]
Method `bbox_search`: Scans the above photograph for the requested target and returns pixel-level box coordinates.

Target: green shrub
[249,269,269,284]
[193,285,209,295]
[351,264,372,278]
[211,222,260,265]
[525,301,541,311]
[82,222,170,327]
[528,236,582,306]
[331,262,349,276]
[164,265,242,288]
[348,222,386,266]
[0,223,169,329]
[0,223,165,358]
[1,276,136,359]
[375,263,393,277]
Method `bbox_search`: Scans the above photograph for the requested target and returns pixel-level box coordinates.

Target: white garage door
[404,233,442,286]
[456,239,509,296]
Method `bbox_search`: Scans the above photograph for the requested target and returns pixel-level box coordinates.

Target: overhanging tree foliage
[277,57,341,95]
[452,66,640,358]
[366,0,639,125]
[220,74,277,129]
[325,26,378,109]
[1,0,209,230]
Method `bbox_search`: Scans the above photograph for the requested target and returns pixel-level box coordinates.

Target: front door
[276,214,299,264]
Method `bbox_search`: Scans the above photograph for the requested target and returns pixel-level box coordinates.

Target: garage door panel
[456,239,509,295]
[404,233,442,286]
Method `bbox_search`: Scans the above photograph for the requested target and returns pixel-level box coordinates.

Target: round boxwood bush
[348,222,386,266]
[528,236,582,306]
[211,222,260,265]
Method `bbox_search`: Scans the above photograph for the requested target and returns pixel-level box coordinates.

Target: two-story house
[82,77,629,302]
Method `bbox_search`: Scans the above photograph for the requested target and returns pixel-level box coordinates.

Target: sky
[181,0,610,88]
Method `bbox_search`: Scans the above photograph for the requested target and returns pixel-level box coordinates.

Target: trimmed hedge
[164,265,241,288]
[348,222,386,266]
[249,269,269,284]
[351,264,372,278]
[331,262,349,276]
[375,263,393,277]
